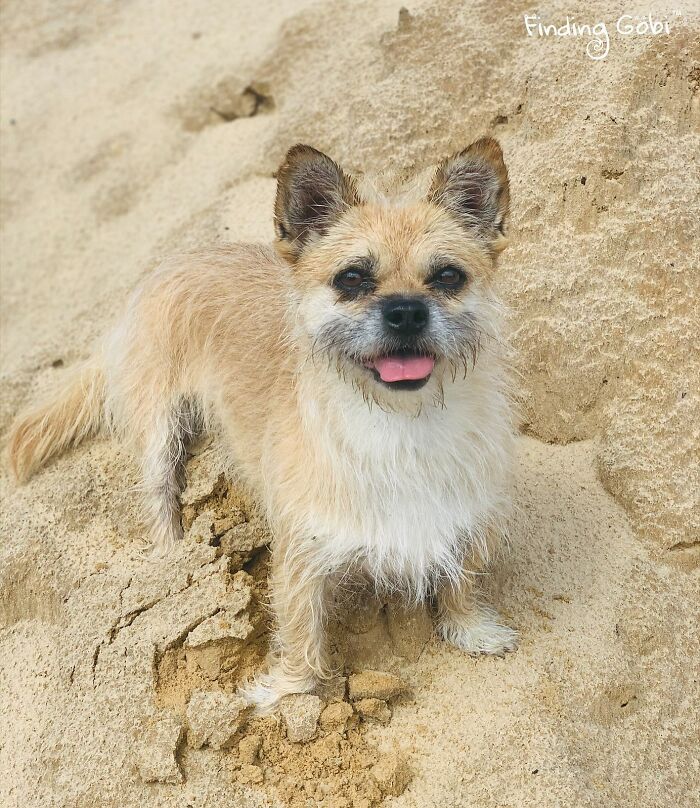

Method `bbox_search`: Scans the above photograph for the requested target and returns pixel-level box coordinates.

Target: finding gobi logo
[523,12,676,61]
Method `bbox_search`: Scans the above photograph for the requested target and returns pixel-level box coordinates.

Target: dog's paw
[239,670,317,714]
[238,674,282,714]
[438,604,518,657]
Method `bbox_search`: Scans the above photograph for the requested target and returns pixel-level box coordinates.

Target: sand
[0,1,698,806]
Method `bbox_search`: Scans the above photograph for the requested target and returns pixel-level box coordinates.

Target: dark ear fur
[429,137,510,245]
[274,145,359,261]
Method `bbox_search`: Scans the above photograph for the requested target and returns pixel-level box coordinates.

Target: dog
[8,138,518,709]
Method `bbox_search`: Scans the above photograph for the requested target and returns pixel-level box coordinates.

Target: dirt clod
[135,714,184,784]
[239,762,265,784]
[348,670,410,702]
[371,751,412,797]
[186,690,249,749]
[188,509,216,544]
[319,700,354,733]
[279,693,324,743]
[355,698,392,726]
[238,733,263,764]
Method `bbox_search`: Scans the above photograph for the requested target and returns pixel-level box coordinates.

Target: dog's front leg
[436,568,518,657]
[243,535,332,711]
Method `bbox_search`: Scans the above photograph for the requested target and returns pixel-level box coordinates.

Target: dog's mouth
[362,353,435,390]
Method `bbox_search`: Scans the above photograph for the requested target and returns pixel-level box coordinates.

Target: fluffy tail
[7,361,105,482]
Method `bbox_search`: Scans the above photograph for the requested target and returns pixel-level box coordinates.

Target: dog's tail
[7,360,106,482]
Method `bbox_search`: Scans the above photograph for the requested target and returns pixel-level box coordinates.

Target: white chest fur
[273,365,515,599]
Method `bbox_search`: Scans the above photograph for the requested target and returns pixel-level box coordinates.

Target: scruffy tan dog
[9,138,518,708]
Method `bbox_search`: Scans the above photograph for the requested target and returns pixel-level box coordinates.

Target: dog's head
[274,139,510,405]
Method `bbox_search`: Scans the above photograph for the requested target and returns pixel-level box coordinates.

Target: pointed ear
[429,137,510,248]
[274,145,359,261]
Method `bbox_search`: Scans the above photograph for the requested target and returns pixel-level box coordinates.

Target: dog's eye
[337,270,363,288]
[333,267,375,295]
[428,265,467,291]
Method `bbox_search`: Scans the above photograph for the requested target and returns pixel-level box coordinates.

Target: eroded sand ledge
[0,1,698,806]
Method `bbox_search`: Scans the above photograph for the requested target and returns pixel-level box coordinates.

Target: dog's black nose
[382,297,429,336]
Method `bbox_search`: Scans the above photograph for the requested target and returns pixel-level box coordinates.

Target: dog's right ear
[429,137,510,253]
[274,145,359,262]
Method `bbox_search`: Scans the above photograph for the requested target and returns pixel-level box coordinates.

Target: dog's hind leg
[138,398,198,554]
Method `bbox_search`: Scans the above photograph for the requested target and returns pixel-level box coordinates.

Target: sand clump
[370,752,413,798]
[354,699,392,726]
[233,700,413,807]
[238,733,263,764]
[348,671,410,702]
[280,694,325,743]
[320,701,355,734]
[135,714,184,784]
[186,691,250,750]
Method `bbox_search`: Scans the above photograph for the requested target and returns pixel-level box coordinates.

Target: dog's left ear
[429,137,510,251]
[274,144,359,262]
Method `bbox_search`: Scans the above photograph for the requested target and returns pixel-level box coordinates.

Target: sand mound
[1,1,698,806]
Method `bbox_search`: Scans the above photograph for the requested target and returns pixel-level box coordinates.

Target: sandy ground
[1,1,699,806]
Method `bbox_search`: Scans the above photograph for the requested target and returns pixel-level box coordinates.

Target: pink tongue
[372,356,435,383]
